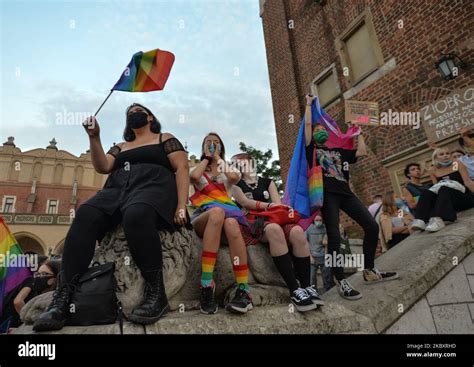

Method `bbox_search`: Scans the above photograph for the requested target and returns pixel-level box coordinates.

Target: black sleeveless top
[81,135,186,230]
[405,182,431,198]
[435,170,465,186]
[236,176,272,202]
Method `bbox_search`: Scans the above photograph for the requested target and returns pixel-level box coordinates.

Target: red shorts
[239,222,299,246]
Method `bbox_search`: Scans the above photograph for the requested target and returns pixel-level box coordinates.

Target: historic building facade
[0,137,108,255]
[0,136,199,255]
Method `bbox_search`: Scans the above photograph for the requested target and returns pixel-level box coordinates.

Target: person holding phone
[189,133,253,315]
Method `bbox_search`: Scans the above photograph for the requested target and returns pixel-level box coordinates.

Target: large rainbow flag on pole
[283,96,361,222]
[0,216,32,317]
[94,48,175,116]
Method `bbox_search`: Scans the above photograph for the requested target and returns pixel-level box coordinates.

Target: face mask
[32,276,53,293]
[209,143,216,155]
[436,160,452,167]
[127,111,149,129]
[313,129,329,144]
[314,221,323,227]
[395,198,404,208]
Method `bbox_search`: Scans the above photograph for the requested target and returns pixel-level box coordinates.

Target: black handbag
[66,262,123,332]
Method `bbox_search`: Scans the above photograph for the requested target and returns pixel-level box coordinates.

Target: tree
[238,142,283,194]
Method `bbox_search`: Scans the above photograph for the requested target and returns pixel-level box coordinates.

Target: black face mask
[127,111,149,129]
[32,276,53,294]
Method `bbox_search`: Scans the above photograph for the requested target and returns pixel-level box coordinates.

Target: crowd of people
[2,98,472,333]
[368,129,474,255]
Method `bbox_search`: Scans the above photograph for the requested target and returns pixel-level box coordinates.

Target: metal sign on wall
[420,86,474,143]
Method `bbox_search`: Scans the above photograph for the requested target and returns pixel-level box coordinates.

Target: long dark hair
[123,103,161,142]
[201,132,226,160]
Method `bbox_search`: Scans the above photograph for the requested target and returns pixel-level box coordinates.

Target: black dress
[81,135,186,231]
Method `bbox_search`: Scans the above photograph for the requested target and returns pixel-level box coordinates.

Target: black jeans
[321,191,379,281]
[415,186,474,222]
[62,203,166,282]
[388,233,410,248]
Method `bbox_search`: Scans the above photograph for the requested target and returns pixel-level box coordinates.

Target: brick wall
[261,0,474,207]
[0,182,99,214]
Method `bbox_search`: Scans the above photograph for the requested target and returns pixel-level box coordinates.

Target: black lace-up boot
[33,271,79,332]
[127,269,170,325]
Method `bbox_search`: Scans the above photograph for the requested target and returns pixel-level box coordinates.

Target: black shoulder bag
[66,262,123,333]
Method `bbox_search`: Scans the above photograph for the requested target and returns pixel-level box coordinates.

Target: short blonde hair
[431,147,449,167]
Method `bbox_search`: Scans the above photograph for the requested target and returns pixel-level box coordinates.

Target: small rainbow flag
[308,166,323,213]
[190,175,248,226]
[0,216,32,317]
[112,49,175,92]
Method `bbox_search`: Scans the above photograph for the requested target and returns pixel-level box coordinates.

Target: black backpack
[66,262,123,333]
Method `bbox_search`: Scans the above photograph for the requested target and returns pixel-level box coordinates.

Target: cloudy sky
[0,0,278,160]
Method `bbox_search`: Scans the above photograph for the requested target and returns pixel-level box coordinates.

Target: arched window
[53,163,64,184]
[9,160,21,181]
[74,165,84,186]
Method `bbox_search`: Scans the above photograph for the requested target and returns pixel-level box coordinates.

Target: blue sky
[0,0,277,160]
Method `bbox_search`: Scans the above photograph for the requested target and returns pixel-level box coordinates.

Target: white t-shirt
[368,202,382,217]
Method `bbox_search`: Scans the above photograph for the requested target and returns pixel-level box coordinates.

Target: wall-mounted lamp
[435,53,466,80]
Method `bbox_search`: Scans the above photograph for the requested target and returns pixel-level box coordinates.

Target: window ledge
[343,57,397,100]
[323,97,342,110]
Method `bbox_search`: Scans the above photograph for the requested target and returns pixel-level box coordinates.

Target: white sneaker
[425,217,445,232]
[410,219,426,231]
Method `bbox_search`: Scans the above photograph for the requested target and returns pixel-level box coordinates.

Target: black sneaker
[200,286,218,314]
[336,279,362,300]
[290,288,317,312]
[363,268,399,284]
[225,286,253,314]
[305,285,325,306]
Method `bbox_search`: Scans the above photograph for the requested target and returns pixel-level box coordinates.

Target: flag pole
[94,90,114,117]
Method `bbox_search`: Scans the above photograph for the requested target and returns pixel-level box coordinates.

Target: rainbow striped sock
[201,251,217,288]
[233,264,250,292]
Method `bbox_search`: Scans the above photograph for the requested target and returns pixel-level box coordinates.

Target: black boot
[33,272,79,332]
[127,269,170,325]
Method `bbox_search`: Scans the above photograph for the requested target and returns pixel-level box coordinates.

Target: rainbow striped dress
[190,173,248,226]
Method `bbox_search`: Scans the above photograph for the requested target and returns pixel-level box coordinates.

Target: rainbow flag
[190,174,248,226]
[0,216,32,317]
[283,96,361,220]
[308,166,323,213]
[112,49,175,92]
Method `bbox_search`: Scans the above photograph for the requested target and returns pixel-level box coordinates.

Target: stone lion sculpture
[21,224,290,324]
